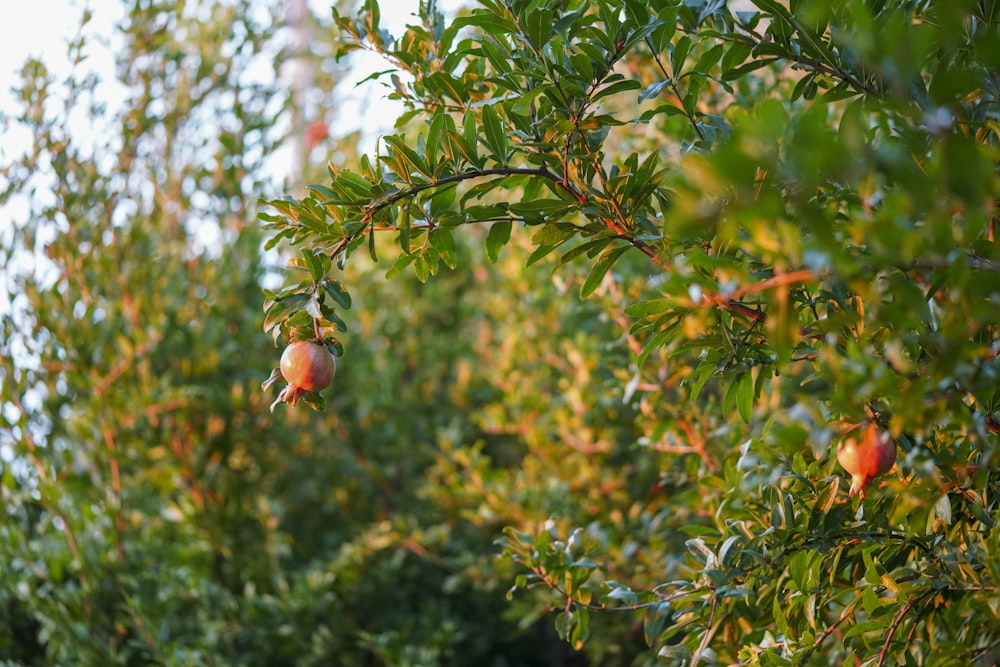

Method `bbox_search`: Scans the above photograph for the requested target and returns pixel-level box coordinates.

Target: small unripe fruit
[836,422,895,498]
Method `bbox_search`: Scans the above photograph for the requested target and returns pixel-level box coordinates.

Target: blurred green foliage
[0,0,598,665]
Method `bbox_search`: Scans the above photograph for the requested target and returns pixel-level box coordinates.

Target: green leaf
[592,79,642,103]
[510,85,552,115]
[581,245,629,298]
[523,8,553,48]
[736,373,753,423]
[687,360,716,403]
[509,199,573,225]
[386,135,432,178]
[722,58,778,80]
[843,619,885,640]
[451,11,518,37]
[671,35,691,74]
[399,206,411,253]
[558,238,614,267]
[625,299,674,318]
[430,230,457,269]
[570,606,589,650]
[639,80,671,103]
[531,223,574,247]
[306,293,323,319]
[425,112,455,172]
[263,293,310,335]
[323,280,352,309]
[486,220,513,263]
[368,226,378,262]
[480,103,508,165]
[301,249,325,282]
[604,582,638,606]
[424,71,468,105]
[526,244,558,265]
[643,602,673,646]
[385,251,416,280]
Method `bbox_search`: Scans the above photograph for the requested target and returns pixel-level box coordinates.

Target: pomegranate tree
[836,421,896,498]
[265,340,336,410]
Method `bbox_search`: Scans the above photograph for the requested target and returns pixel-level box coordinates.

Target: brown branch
[779,14,882,98]
[593,166,671,270]
[905,253,1000,273]
[728,268,816,301]
[103,428,126,563]
[801,598,859,663]
[701,269,817,323]
[359,166,572,225]
[340,164,673,271]
[397,538,458,572]
[973,638,1000,663]
[525,559,691,614]
[168,421,207,511]
[92,332,164,398]
[644,37,705,142]
[677,419,719,472]
[877,590,934,667]
[690,595,720,667]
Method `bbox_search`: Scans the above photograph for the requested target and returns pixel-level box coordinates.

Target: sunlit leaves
[258,0,1000,663]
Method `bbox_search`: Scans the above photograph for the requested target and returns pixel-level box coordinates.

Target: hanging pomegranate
[274,340,336,408]
[836,421,896,498]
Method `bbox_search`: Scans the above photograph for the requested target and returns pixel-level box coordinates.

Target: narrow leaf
[581,245,629,298]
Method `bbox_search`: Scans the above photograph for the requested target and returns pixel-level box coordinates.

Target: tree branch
[360,166,573,224]
[644,37,705,142]
[103,428,126,563]
[801,598,859,663]
[877,590,934,667]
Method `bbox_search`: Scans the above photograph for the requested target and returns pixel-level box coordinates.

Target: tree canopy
[261,0,1000,664]
[1,0,999,665]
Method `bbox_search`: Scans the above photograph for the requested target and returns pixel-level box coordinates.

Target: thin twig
[700,269,817,323]
[690,595,719,667]
[972,637,1000,663]
[677,419,719,472]
[103,428,126,563]
[92,333,164,397]
[801,598,860,663]
[644,37,705,141]
[359,166,578,224]
[877,590,933,667]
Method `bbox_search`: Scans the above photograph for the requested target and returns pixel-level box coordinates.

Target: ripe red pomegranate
[275,340,336,407]
[836,422,896,498]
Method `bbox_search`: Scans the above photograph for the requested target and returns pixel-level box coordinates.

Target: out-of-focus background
[0,1,659,664]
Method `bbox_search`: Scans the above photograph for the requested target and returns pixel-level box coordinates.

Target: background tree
[261,0,1000,665]
[1,0,609,665]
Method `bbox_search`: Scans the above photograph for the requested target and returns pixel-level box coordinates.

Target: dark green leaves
[486,220,513,263]
[262,249,350,365]
[479,103,508,165]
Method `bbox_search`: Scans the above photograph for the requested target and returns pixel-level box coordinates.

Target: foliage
[260,0,1000,664]
[0,0,597,665]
